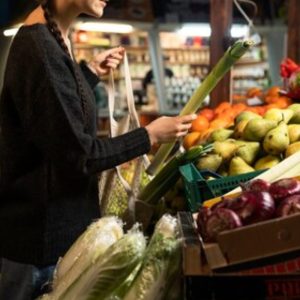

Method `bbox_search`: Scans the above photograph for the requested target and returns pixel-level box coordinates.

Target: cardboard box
[178,212,300,300]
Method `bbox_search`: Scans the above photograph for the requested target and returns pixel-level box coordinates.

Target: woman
[0,0,196,299]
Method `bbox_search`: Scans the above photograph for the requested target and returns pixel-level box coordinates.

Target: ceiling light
[75,22,134,34]
[177,23,211,38]
[177,23,249,38]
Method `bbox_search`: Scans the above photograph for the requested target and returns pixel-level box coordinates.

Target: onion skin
[204,208,242,242]
[276,194,300,217]
[242,179,270,193]
[269,178,300,201]
[196,206,212,241]
[219,191,275,225]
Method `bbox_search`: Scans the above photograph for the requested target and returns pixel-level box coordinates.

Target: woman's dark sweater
[0,24,151,266]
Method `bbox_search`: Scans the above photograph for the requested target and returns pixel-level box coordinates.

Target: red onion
[204,208,242,242]
[223,191,275,224]
[196,206,212,241]
[241,179,270,192]
[269,178,300,201]
[276,194,300,217]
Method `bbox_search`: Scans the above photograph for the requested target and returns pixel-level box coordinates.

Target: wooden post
[287,0,300,62]
[209,0,233,108]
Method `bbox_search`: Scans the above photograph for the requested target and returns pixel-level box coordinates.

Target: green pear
[234,140,260,165]
[264,108,294,123]
[288,103,300,113]
[196,154,223,171]
[229,156,255,176]
[209,128,234,142]
[235,111,262,125]
[288,124,300,143]
[233,119,249,139]
[254,155,281,170]
[285,141,300,157]
[213,140,238,161]
[290,111,300,124]
[242,118,277,141]
[263,121,290,155]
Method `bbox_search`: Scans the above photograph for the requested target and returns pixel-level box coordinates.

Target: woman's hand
[88,46,125,77]
[145,114,197,145]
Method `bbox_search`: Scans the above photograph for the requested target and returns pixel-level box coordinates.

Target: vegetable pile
[41,214,181,300]
[197,177,300,242]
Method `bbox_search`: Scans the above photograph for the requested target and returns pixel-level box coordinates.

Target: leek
[139,144,213,204]
[146,39,254,176]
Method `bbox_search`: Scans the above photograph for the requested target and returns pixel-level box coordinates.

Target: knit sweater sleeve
[79,60,100,90]
[10,28,151,176]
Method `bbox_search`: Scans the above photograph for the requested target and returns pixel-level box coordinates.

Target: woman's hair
[41,0,89,130]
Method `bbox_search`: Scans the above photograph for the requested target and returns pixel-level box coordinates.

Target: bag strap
[107,52,150,168]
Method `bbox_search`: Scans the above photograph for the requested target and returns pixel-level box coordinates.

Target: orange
[200,108,215,122]
[215,101,231,115]
[209,118,230,130]
[191,115,209,132]
[183,132,202,150]
[266,86,281,97]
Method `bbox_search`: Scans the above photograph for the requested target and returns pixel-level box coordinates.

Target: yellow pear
[264,108,294,123]
[290,111,300,124]
[233,119,249,139]
[263,121,290,155]
[209,128,234,142]
[229,156,255,176]
[213,140,238,161]
[288,124,300,143]
[234,140,260,165]
[285,141,300,157]
[235,111,262,125]
[254,155,281,170]
[196,154,223,172]
[242,118,277,141]
[288,103,300,113]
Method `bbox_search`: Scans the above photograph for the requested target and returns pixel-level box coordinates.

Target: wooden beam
[287,0,300,62]
[209,0,233,108]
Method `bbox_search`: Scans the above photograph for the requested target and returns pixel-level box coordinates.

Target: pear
[290,111,300,124]
[263,121,290,155]
[264,108,294,123]
[233,119,249,139]
[196,154,223,172]
[288,103,300,113]
[229,156,255,176]
[209,128,234,142]
[254,155,281,170]
[234,140,260,165]
[288,124,300,143]
[213,140,238,161]
[242,118,277,141]
[285,141,300,157]
[235,111,262,125]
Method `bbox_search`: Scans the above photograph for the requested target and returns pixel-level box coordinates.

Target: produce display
[196,177,300,242]
[41,214,181,300]
[182,87,300,178]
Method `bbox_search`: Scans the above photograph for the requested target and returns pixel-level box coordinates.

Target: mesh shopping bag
[99,52,151,226]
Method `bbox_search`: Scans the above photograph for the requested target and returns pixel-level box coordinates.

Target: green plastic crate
[179,163,265,212]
